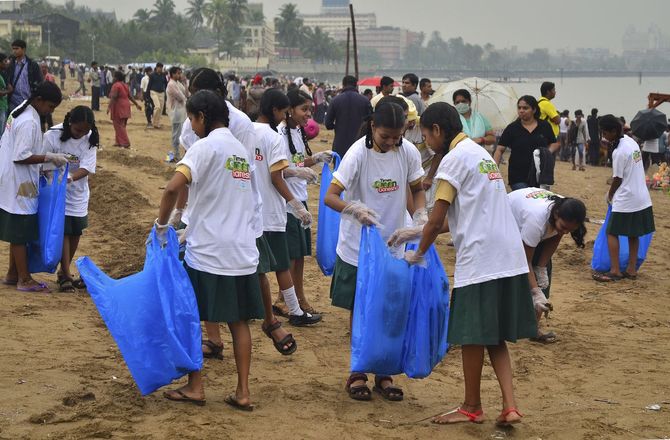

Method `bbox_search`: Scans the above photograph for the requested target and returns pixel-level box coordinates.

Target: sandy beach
[0,83,669,440]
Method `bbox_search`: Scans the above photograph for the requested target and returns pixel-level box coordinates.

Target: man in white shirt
[140,66,153,129]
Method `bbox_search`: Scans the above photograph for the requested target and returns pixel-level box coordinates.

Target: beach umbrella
[631,108,667,141]
[358,76,400,87]
[428,77,518,131]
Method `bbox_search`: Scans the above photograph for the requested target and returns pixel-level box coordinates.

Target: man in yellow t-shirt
[538,81,560,137]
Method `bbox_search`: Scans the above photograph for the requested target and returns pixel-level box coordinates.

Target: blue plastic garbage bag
[28,164,68,273]
[591,205,653,272]
[316,152,342,276]
[402,243,450,378]
[76,227,203,395]
[351,226,411,376]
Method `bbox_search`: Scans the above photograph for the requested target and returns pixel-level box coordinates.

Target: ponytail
[61,105,99,148]
[548,195,587,248]
[11,81,62,119]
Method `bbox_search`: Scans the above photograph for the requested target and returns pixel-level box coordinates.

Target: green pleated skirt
[256,235,276,274]
[286,202,312,259]
[264,231,291,272]
[607,206,655,237]
[330,256,358,311]
[0,208,37,244]
[64,215,89,236]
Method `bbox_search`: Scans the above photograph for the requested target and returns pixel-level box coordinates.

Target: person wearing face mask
[452,89,495,147]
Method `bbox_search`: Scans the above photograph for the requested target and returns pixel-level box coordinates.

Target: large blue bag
[351,226,412,376]
[402,244,450,378]
[28,164,68,273]
[591,205,653,272]
[76,227,203,395]
[316,152,342,276]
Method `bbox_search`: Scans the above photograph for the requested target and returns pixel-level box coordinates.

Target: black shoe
[288,312,322,326]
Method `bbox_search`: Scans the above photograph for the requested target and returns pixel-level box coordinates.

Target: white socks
[281,286,304,316]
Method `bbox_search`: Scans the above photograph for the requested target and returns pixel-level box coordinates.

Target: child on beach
[160,90,263,410]
[43,106,99,292]
[593,115,655,282]
[507,188,587,343]
[325,101,426,402]
[0,81,65,292]
[273,89,332,316]
[405,102,536,426]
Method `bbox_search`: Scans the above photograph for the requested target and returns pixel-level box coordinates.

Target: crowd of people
[0,37,660,427]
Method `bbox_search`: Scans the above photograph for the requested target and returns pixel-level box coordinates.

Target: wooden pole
[345,27,350,76]
[349,4,359,79]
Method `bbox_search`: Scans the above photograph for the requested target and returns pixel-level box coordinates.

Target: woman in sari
[107,70,141,148]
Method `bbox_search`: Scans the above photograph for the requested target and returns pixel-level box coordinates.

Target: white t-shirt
[178,127,259,276]
[253,122,289,232]
[140,75,150,93]
[642,137,659,153]
[180,102,263,237]
[279,122,310,202]
[43,124,97,217]
[0,103,44,214]
[333,137,424,267]
[612,135,652,213]
[435,137,528,288]
[508,187,560,248]
[559,117,569,134]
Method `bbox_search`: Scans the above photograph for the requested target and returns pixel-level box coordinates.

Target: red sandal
[432,407,484,424]
[496,407,523,427]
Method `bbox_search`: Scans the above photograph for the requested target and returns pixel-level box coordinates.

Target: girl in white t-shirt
[594,115,655,282]
[406,102,536,427]
[273,89,331,315]
[158,90,263,410]
[325,101,426,402]
[507,188,587,343]
[43,106,99,292]
[0,82,66,293]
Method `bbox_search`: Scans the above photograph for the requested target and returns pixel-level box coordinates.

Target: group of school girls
[0,72,655,427]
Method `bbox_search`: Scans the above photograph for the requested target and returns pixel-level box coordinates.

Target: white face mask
[455,102,470,115]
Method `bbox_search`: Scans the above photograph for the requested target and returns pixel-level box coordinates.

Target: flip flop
[496,407,523,427]
[432,407,485,424]
[224,394,254,412]
[592,272,623,282]
[16,282,50,293]
[163,389,206,406]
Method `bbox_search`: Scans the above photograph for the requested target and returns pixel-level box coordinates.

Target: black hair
[619,116,626,124]
[575,109,584,117]
[259,88,290,132]
[591,108,598,116]
[518,95,541,120]
[61,105,99,148]
[11,39,26,49]
[378,95,408,111]
[380,76,394,88]
[548,196,587,248]
[113,70,125,82]
[0,52,6,62]
[168,66,180,76]
[402,73,419,87]
[598,114,624,149]
[363,101,406,149]
[11,81,62,118]
[91,61,98,67]
[420,102,463,152]
[189,67,227,97]
[452,88,471,103]
[561,109,570,117]
[419,78,431,89]
[186,90,230,136]
[156,62,164,68]
[285,89,313,156]
[363,88,373,96]
[342,75,357,88]
[540,81,555,97]
[144,66,152,73]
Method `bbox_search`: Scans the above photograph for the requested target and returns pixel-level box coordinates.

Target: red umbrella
[358,76,400,87]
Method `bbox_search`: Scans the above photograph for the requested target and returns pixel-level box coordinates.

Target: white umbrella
[428,77,518,131]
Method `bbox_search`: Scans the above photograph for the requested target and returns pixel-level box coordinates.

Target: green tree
[186,0,206,29]
[302,26,341,62]
[133,9,152,25]
[248,7,264,25]
[275,3,303,60]
[204,0,228,58]
[20,0,52,15]
[151,0,177,27]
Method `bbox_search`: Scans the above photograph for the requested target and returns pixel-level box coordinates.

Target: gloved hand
[533,266,549,289]
[283,167,318,184]
[168,208,184,228]
[153,219,169,247]
[531,287,552,314]
[341,201,380,226]
[287,199,313,228]
[404,249,426,266]
[44,152,69,167]
[175,226,188,245]
[412,207,429,226]
[312,150,333,164]
[388,226,423,247]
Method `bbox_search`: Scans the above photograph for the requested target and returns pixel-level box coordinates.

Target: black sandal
[57,275,75,293]
[346,373,372,401]
[373,375,404,401]
[262,320,297,355]
[202,340,224,360]
[72,278,86,289]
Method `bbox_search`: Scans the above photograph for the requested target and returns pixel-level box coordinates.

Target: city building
[241,3,275,58]
[0,15,40,45]
[321,0,349,14]
[0,1,24,12]
[356,26,421,66]
[300,12,376,42]
[622,24,670,53]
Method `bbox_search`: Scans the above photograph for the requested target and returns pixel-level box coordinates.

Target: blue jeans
[510,182,529,191]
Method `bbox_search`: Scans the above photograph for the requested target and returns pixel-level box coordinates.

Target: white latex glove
[168,208,184,228]
[175,226,188,245]
[312,150,333,164]
[531,287,552,314]
[287,199,313,228]
[404,249,426,267]
[533,266,549,289]
[44,152,69,167]
[341,201,380,227]
[412,207,428,226]
[283,167,318,184]
[388,226,423,247]
[151,219,169,247]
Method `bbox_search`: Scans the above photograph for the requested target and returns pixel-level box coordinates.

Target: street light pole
[91,34,95,60]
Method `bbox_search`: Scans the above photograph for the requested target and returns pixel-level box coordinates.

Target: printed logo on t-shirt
[478,158,502,180]
[525,189,555,199]
[255,148,264,162]
[225,155,251,180]
[372,178,399,193]
[5,115,13,131]
[291,152,305,167]
[632,150,642,163]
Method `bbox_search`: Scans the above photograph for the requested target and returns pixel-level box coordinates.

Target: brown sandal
[373,375,404,401]
[202,340,224,360]
[346,373,372,401]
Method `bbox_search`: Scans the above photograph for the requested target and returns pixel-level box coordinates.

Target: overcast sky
[52,0,668,53]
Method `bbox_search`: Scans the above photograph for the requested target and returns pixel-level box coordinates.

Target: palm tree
[275,3,304,60]
[247,7,264,25]
[151,0,176,25]
[303,26,339,62]
[204,0,228,58]
[133,8,151,25]
[186,0,206,29]
[226,0,248,26]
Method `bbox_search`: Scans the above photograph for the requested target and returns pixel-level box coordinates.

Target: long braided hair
[285,89,313,156]
[10,81,62,119]
[60,106,99,148]
[259,88,290,132]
